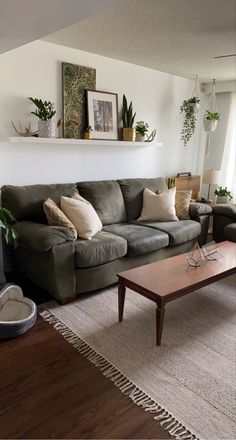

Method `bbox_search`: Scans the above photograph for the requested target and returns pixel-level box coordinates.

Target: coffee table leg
[118,284,126,322]
[156,306,165,346]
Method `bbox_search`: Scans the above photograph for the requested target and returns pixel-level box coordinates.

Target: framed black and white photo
[86,90,118,140]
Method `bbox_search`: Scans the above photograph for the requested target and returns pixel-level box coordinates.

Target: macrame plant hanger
[192,75,200,111]
[204,79,217,156]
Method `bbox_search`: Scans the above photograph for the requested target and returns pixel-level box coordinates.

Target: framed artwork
[62,62,96,139]
[86,90,118,140]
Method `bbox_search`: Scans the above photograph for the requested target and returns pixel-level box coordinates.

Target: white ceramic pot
[216,195,229,204]
[136,133,145,142]
[38,119,56,138]
[203,119,218,133]
[191,102,200,114]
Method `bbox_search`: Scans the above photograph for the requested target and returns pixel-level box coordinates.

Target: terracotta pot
[123,128,136,141]
[38,119,55,138]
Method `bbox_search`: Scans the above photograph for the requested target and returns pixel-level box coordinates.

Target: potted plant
[84,126,93,140]
[122,94,136,141]
[28,97,56,138]
[214,186,232,204]
[135,121,149,141]
[203,110,220,133]
[0,208,17,284]
[180,97,200,146]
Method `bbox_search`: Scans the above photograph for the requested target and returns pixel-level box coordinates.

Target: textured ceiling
[0,0,122,54]
[43,0,236,81]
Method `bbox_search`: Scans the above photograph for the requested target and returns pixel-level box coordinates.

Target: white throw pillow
[61,195,102,240]
[138,187,179,222]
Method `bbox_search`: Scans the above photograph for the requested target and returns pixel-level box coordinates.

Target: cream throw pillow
[175,190,192,219]
[138,187,179,222]
[43,198,77,240]
[61,194,102,240]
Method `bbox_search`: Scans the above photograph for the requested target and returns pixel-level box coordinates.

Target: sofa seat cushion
[75,231,127,268]
[103,223,169,257]
[132,220,200,246]
[223,223,236,242]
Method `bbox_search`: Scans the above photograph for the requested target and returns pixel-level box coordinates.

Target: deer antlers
[11,119,38,137]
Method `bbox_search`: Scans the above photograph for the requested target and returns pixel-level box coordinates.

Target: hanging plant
[180,96,200,146]
[203,110,220,133]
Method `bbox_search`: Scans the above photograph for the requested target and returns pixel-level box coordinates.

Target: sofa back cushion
[77,180,127,225]
[117,178,168,221]
[1,183,78,222]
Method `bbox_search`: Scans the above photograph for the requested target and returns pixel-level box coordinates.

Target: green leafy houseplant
[214,186,232,199]
[204,110,220,121]
[135,121,149,136]
[122,94,136,128]
[180,97,200,146]
[0,208,17,247]
[28,97,56,120]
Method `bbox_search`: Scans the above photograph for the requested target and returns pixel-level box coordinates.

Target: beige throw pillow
[138,187,179,222]
[175,190,192,219]
[43,198,77,240]
[61,195,102,240]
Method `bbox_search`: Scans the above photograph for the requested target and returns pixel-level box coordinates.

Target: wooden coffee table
[117,241,236,345]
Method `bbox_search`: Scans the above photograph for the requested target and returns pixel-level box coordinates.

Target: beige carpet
[41,274,236,440]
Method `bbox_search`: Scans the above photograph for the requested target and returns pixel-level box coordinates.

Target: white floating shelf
[9,136,163,148]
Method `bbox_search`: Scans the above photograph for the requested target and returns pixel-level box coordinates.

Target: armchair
[212,204,236,242]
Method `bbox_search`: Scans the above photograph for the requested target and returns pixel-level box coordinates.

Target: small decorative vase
[84,132,92,140]
[203,119,218,133]
[38,119,55,138]
[136,133,145,142]
[123,128,136,141]
[216,195,229,204]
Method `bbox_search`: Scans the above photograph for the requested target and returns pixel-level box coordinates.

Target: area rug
[40,275,236,440]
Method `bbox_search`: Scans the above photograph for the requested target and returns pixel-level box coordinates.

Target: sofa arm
[189,203,212,219]
[14,221,75,252]
[213,204,236,220]
[212,205,236,242]
[188,203,212,246]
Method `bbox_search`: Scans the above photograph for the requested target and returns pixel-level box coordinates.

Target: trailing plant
[0,208,17,247]
[135,121,149,136]
[204,110,220,121]
[122,94,136,128]
[214,186,232,199]
[28,97,56,120]
[180,96,200,146]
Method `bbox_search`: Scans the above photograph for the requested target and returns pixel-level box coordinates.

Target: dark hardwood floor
[0,316,172,439]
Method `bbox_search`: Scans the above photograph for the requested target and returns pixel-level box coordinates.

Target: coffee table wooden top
[118,241,236,304]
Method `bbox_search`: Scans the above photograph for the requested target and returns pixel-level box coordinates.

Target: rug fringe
[40,309,199,440]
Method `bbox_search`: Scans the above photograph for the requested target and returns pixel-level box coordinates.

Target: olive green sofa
[1,178,212,304]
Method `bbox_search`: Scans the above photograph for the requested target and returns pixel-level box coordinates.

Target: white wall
[0,40,201,186]
[198,92,232,198]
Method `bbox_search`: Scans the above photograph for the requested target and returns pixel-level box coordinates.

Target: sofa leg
[58,295,76,305]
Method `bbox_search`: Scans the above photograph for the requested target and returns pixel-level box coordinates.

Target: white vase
[203,119,218,133]
[216,195,229,204]
[191,102,200,114]
[38,119,56,138]
[136,133,145,142]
